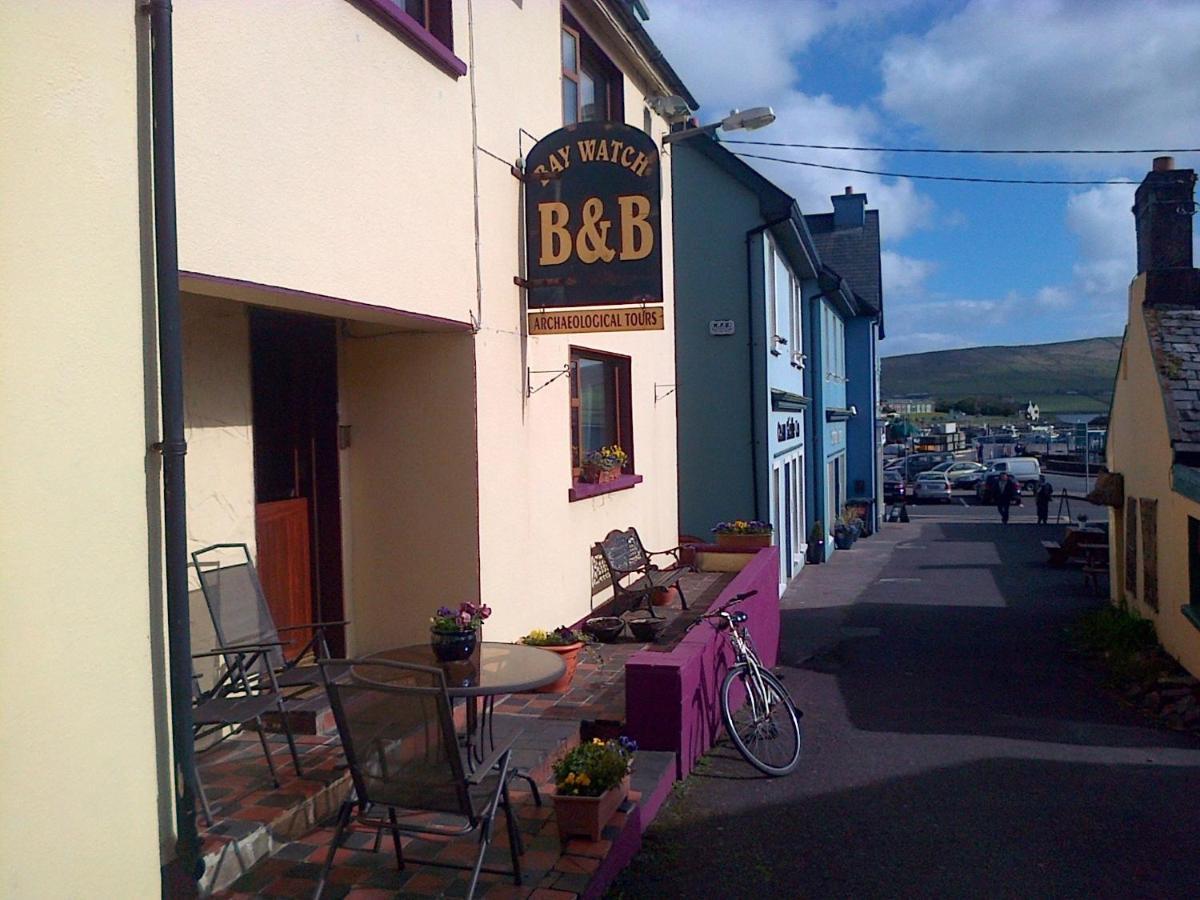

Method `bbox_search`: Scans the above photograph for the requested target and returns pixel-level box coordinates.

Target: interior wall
[0,4,161,894]
[341,331,481,654]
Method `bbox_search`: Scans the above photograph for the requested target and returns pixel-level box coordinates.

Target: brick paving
[196,569,732,897]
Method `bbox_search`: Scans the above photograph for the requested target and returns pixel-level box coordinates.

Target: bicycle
[704,590,803,776]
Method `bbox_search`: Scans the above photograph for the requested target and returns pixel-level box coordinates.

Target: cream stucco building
[2,1,694,892]
[1108,159,1200,677]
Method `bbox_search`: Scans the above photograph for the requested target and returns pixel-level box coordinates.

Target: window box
[569,473,643,502]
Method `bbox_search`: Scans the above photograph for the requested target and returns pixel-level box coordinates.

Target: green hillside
[881,336,1123,413]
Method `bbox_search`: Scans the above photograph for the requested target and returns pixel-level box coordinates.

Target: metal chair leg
[313,800,353,900]
[514,770,542,806]
[387,807,405,870]
[501,781,523,884]
[253,717,282,788]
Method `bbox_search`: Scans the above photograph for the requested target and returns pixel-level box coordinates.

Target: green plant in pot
[521,626,587,693]
[429,602,491,662]
[806,521,825,563]
[552,736,636,842]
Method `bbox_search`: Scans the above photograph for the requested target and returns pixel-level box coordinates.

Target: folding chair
[313,659,523,900]
[191,543,348,690]
[191,648,303,826]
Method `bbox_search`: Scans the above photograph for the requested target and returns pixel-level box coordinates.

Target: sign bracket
[654,383,677,403]
[527,364,573,397]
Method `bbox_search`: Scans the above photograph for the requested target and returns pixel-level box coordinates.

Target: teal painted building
[670,135,819,586]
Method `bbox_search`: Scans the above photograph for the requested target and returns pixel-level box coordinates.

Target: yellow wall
[0,4,163,895]
[341,331,482,654]
[1109,275,1200,675]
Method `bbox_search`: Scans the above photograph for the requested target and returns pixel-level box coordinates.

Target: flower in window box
[711,519,773,550]
[582,445,628,483]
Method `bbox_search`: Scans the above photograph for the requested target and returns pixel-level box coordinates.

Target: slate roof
[805,209,884,335]
[1145,303,1200,461]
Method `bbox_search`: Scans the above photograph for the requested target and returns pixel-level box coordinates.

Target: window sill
[1182,605,1200,633]
[569,473,643,502]
[356,0,467,78]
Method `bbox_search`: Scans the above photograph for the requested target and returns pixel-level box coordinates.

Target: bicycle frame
[716,609,777,723]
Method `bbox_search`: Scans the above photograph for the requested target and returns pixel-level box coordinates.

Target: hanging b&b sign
[523,121,662,314]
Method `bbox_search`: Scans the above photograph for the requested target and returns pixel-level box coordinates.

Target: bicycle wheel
[720,664,802,776]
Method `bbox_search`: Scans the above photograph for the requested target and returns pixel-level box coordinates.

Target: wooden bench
[592,528,692,618]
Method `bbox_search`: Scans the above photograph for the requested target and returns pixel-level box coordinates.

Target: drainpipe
[148,0,201,886]
[745,215,790,521]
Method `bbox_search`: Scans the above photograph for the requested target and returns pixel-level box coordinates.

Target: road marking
[878,577,920,583]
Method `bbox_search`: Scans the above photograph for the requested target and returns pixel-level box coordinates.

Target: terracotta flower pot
[651,585,679,607]
[553,776,629,842]
[714,532,772,551]
[582,463,622,484]
[533,641,585,693]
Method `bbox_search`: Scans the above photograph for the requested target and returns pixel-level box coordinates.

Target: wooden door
[250,308,344,653]
[255,498,312,652]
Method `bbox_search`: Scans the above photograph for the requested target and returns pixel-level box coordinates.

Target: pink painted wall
[624,548,781,777]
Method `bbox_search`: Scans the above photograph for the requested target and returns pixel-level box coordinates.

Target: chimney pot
[1153,156,1175,172]
[845,186,853,194]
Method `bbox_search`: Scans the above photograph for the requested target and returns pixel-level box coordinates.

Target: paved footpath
[610,514,1200,899]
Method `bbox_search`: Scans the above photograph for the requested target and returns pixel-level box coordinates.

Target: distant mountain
[881,336,1123,414]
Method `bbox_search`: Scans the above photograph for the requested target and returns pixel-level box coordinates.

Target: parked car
[975,471,1026,505]
[987,456,1042,491]
[912,471,953,503]
[891,452,955,480]
[883,469,907,502]
[930,460,987,486]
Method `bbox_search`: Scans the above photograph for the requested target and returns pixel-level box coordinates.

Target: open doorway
[250,308,344,654]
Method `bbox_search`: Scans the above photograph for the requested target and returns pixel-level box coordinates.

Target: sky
[643,0,1200,357]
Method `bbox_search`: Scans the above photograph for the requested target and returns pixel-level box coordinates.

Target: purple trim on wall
[624,547,781,778]
[179,271,474,333]
[354,0,467,77]
[568,473,643,502]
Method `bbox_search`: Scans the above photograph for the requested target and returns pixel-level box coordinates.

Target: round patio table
[369,641,565,696]
[368,641,565,795]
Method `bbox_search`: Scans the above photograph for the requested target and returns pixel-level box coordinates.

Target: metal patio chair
[191,543,348,690]
[313,659,523,900]
[191,647,304,826]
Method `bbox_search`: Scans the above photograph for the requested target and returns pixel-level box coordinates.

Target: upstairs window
[561,12,624,125]
[570,348,634,479]
[404,0,453,51]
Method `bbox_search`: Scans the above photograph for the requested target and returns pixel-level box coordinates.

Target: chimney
[1134,156,1196,274]
[832,186,867,230]
[1134,157,1199,306]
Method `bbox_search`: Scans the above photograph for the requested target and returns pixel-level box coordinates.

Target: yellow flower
[564,772,576,784]
[592,738,604,745]
[577,773,591,786]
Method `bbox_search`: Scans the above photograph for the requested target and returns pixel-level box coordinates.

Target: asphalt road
[609,502,1200,899]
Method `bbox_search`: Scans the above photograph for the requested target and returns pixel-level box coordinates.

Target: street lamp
[661,106,776,145]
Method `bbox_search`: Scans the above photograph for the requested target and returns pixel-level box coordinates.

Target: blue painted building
[671,135,820,587]
[806,190,885,537]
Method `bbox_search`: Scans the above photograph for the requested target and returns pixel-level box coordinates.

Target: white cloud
[647,1,936,240]
[881,0,1200,175]
[881,250,937,298]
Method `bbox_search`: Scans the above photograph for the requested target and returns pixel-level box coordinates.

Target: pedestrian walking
[995,472,1020,524]
[1035,475,1054,525]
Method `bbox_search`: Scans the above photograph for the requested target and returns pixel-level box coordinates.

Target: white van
[989,456,1041,489]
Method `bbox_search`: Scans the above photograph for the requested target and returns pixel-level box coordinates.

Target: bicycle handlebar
[703,589,759,621]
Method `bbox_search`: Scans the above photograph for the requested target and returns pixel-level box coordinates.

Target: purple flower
[478,604,492,620]
[457,610,473,627]
[618,736,638,754]
[436,606,453,618]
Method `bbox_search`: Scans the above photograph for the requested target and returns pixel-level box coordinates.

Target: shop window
[404,0,453,50]
[561,12,624,125]
[570,348,633,479]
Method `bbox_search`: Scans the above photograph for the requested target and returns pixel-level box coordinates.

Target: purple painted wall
[624,547,781,777]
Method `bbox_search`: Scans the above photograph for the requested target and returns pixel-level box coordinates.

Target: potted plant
[429,601,491,662]
[581,445,628,484]
[552,736,636,842]
[806,522,825,563]
[833,523,855,550]
[712,519,773,551]
[521,626,587,693]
